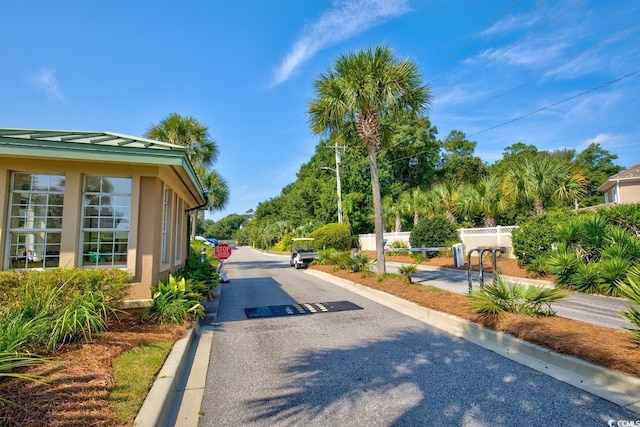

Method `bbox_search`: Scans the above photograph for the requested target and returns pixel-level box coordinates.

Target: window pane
[8,173,64,269]
[81,176,131,268]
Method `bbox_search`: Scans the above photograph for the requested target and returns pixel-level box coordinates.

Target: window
[81,176,131,267]
[161,186,172,265]
[174,198,183,263]
[8,173,64,269]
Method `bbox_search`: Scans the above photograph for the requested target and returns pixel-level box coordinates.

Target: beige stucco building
[598,163,640,205]
[0,128,207,305]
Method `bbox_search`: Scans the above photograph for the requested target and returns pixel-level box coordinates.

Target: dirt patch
[0,317,189,427]
[312,263,640,378]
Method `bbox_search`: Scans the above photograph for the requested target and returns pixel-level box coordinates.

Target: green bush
[272,234,293,252]
[143,275,205,325]
[309,223,351,251]
[409,216,458,259]
[468,275,568,318]
[511,208,575,268]
[0,269,131,354]
[597,203,640,234]
[617,266,640,345]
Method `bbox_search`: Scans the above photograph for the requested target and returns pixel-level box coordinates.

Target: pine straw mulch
[312,258,640,379]
[0,317,189,427]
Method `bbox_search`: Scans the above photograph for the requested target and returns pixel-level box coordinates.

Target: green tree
[437,130,487,183]
[145,113,229,235]
[308,46,432,273]
[575,143,623,206]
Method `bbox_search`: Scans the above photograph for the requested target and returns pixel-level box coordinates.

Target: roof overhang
[0,128,206,205]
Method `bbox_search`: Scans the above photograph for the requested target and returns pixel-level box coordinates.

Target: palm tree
[145,113,229,236]
[308,46,431,273]
[502,157,586,216]
[474,175,507,227]
[399,188,428,227]
[145,112,218,168]
[429,182,459,224]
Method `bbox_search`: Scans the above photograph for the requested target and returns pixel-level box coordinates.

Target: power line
[430,0,548,85]
[468,70,640,137]
[427,0,525,79]
[434,0,585,96]
[439,24,640,126]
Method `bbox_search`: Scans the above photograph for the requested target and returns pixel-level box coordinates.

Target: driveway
[196,247,636,426]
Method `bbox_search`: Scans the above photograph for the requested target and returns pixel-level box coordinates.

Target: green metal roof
[0,128,206,203]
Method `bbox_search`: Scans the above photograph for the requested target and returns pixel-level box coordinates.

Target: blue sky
[1,1,639,221]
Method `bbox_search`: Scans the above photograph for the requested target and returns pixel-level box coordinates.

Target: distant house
[0,128,207,306]
[598,163,640,205]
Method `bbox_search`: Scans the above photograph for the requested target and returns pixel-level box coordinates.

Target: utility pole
[335,141,343,224]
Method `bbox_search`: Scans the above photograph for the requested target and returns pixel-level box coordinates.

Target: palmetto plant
[468,275,568,318]
[617,267,640,345]
[398,264,419,284]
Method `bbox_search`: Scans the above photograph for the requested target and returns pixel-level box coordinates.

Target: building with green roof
[0,128,207,304]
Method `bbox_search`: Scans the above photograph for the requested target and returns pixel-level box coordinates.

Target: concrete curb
[304,268,640,415]
[133,322,199,427]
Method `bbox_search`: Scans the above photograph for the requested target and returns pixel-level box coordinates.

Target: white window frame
[80,176,131,268]
[174,197,183,264]
[6,172,65,270]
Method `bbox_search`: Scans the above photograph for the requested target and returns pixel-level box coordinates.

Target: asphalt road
[198,247,636,426]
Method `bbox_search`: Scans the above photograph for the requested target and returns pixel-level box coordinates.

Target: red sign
[215,243,232,260]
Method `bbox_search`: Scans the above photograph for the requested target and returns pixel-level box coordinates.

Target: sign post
[215,243,232,282]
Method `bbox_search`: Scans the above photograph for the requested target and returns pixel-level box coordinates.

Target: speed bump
[244,301,362,319]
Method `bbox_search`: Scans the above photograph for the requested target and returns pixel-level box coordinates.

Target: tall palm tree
[308,46,431,273]
[145,113,228,236]
[502,157,586,216]
[474,175,507,227]
[398,188,428,227]
[429,182,459,224]
[145,112,218,168]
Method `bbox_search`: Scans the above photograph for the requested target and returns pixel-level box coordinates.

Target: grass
[110,340,175,425]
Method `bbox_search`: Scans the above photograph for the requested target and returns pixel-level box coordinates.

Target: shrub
[617,266,640,345]
[272,234,293,252]
[143,275,205,325]
[398,264,419,284]
[597,203,640,234]
[599,257,630,296]
[572,262,602,294]
[387,240,410,257]
[511,208,574,268]
[546,243,582,288]
[409,216,458,259]
[468,275,568,318]
[309,223,351,251]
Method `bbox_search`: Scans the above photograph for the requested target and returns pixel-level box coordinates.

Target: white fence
[358,226,519,258]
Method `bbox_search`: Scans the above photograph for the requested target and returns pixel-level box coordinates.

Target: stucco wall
[0,155,192,303]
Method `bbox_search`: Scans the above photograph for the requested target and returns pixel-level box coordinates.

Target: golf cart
[290,238,318,269]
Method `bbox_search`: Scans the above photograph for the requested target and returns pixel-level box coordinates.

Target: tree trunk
[414,211,419,226]
[395,213,402,233]
[367,146,386,274]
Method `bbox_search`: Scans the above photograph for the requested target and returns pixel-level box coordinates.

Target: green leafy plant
[409,216,458,259]
[309,223,351,251]
[617,267,640,345]
[468,275,568,318]
[546,243,581,288]
[398,264,419,284]
[144,275,205,324]
[598,257,631,296]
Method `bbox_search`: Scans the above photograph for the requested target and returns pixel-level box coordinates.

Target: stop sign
[215,243,232,260]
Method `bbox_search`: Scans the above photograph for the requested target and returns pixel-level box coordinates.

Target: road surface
[197,247,636,426]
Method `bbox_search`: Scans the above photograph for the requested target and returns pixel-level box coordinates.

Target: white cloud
[29,68,65,101]
[271,0,410,87]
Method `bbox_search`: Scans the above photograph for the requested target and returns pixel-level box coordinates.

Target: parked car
[206,237,219,247]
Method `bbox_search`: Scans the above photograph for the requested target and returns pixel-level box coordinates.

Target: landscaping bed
[0,317,189,427]
[312,261,640,378]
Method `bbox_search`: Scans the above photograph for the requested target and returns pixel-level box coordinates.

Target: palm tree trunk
[414,211,419,226]
[367,146,386,274]
[395,213,402,233]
